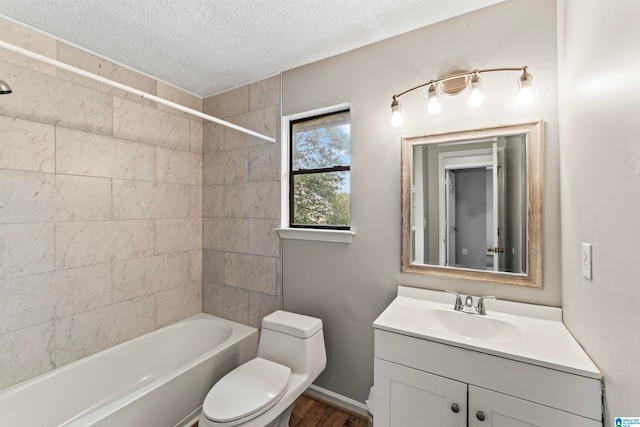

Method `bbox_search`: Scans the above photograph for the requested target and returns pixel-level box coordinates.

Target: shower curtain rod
[0,39,276,143]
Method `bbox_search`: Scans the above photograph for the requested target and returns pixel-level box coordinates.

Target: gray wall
[558,0,640,422]
[282,0,560,402]
[427,144,440,263]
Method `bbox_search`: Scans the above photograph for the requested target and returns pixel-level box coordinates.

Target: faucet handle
[475,296,496,315]
[445,290,464,311]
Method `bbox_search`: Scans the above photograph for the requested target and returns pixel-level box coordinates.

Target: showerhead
[0,78,12,94]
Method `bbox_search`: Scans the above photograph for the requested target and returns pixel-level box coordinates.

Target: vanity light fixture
[390,66,535,127]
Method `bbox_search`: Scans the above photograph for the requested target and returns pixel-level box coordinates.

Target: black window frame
[289,109,351,230]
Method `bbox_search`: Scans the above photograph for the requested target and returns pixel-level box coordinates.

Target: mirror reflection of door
[439,147,494,270]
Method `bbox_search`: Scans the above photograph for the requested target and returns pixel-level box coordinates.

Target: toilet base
[199,402,295,427]
[264,402,294,427]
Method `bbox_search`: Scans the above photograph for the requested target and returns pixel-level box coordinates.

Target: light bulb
[391,109,404,127]
[468,74,484,108]
[515,67,536,108]
[468,86,484,108]
[390,98,404,128]
[516,85,534,107]
[426,84,442,115]
[426,96,442,115]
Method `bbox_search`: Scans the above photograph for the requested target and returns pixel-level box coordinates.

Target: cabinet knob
[476,410,486,421]
[450,403,460,413]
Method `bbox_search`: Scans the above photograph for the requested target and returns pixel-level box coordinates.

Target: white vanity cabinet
[375,356,600,427]
[468,386,598,427]
[373,287,603,427]
[374,358,466,426]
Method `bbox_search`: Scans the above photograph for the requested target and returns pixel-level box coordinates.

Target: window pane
[292,111,350,171]
[292,171,350,227]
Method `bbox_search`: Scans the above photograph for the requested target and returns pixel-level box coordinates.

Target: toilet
[199,310,327,427]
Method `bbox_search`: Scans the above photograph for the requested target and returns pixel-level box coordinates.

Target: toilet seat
[202,358,292,426]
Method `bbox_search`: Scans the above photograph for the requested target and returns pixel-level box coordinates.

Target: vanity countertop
[373,286,600,379]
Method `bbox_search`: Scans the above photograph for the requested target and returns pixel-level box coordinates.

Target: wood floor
[289,394,369,427]
[194,393,369,427]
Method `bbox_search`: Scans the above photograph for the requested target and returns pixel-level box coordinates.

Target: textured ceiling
[0,0,503,97]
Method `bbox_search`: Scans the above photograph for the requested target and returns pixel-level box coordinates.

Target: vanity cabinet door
[374,359,467,427]
[468,386,601,427]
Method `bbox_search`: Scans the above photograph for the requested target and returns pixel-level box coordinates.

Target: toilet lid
[202,358,291,424]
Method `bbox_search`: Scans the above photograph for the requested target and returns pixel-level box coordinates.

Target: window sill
[276,228,355,243]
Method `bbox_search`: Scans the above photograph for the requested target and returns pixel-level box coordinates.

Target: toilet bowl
[199,311,327,427]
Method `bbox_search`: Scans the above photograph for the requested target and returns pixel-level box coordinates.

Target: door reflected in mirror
[402,122,543,288]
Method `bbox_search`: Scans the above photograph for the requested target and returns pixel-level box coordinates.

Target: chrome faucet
[445,290,464,311]
[475,296,496,315]
[445,291,496,315]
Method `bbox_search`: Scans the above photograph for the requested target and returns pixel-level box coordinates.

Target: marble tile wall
[0,18,203,390]
[202,75,282,328]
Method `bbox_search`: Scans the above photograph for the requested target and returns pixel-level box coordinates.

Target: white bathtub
[0,313,258,427]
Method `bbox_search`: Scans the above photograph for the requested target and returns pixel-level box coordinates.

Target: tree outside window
[290,110,350,229]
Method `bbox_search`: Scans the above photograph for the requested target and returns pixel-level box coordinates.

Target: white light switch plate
[582,243,592,280]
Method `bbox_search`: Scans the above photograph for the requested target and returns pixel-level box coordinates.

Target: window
[289,109,350,230]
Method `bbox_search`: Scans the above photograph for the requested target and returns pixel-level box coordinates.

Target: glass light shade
[426,85,443,115]
[391,109,404,127]
[515,68,536,108]
[390,99,404,128]
[467,75,484,108]
[516,85,535,107]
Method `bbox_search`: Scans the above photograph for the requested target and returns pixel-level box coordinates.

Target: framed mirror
[401,121,544,288]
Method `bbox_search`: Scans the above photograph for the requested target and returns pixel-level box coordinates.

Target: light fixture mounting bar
[0,39,277,143]
[391,66,528,100]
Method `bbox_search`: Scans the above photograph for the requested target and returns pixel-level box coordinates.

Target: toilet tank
[257,311,326,377]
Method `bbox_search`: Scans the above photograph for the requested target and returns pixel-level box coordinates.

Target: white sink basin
[423,308,520,341]
[373,286,602,379]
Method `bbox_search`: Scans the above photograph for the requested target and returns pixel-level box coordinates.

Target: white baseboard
[306,384,368,417]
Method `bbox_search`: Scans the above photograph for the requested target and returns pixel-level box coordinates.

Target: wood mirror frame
[401,121,544,288]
